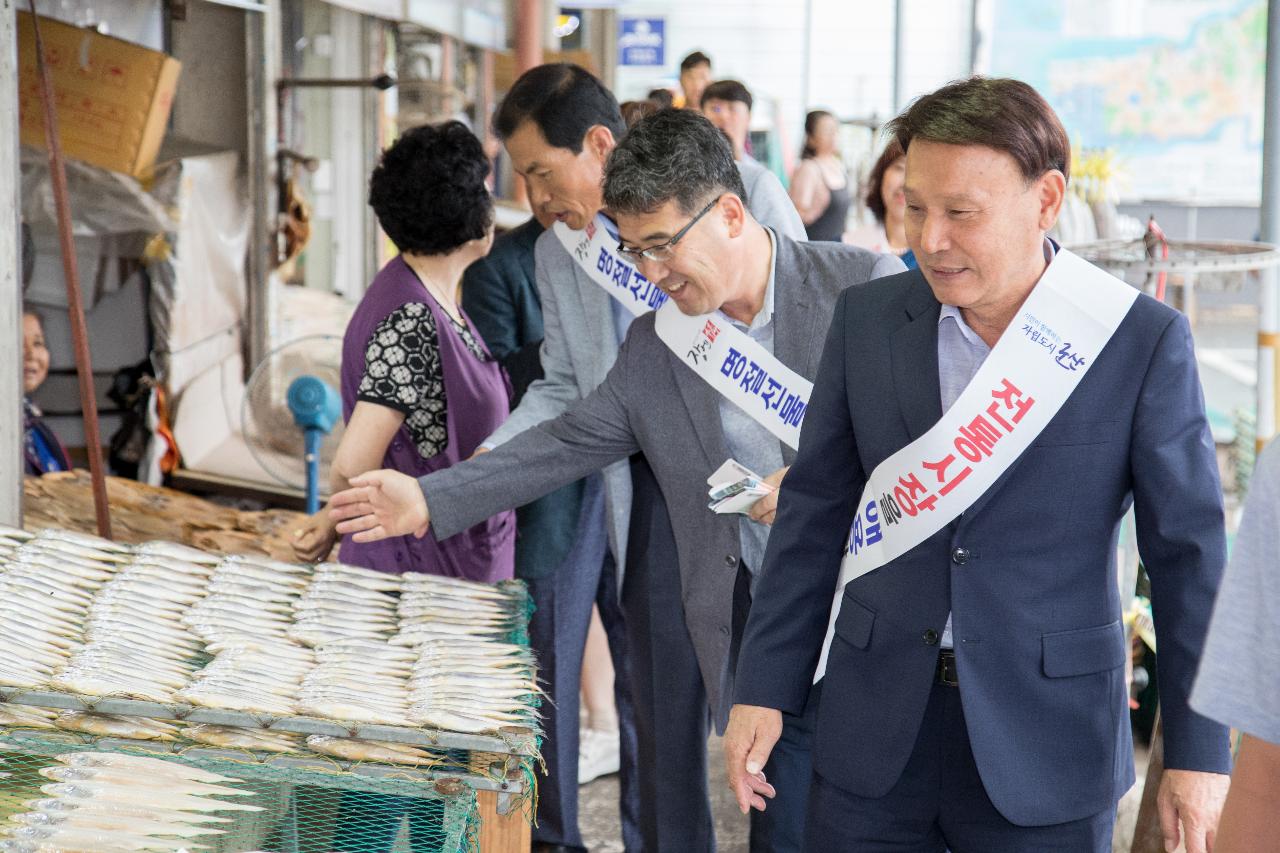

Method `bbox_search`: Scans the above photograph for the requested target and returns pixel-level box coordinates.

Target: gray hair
[604,108,748,217]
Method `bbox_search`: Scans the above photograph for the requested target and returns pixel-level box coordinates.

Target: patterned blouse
[355,300,490,459]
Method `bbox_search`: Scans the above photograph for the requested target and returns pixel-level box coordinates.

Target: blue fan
[286,375,342,513]
[242,334,345,512]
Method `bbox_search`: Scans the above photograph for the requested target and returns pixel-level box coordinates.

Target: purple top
[338,256,515,582]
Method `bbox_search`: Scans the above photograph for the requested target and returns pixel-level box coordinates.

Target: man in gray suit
[482,63,807,850]
[332,108,904,851]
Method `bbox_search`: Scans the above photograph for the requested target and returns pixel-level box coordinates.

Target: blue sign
[619,18,664,67]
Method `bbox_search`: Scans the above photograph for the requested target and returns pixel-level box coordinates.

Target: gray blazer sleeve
[423,327,643,539]
[746,168,807,243]
[482,236,584,448]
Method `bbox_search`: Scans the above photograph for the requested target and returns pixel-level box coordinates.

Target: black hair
[887,77,1071,183]
[646,88,675,109]
[620,99,662,129]
[367,121,493,256]
[802,109,835,159]
[492,63,624,153]
[701,79,753,111]
[680,51,712,73]
[864,137,905,224]
[604,108,747,217]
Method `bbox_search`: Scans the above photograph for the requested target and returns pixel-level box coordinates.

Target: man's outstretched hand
[329,469,430,542]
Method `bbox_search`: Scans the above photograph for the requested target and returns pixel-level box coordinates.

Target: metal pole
[801,0,813,114]
[892,0,905,112]
[246,0,279,374]
[0,0,21,527]
[28,4,111,539]
[1258,0,1280,448]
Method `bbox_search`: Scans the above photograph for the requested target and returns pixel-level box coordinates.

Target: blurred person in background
[1190,438,1280,852]
[846,138,916,267]
[702,79,807,242]
[790,109,851,243]
[23,307,72,476]
[647,87,675,109]
[620,98,662,128]
[677,51,712,110]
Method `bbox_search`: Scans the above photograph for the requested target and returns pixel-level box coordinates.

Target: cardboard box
[17,12,181,179]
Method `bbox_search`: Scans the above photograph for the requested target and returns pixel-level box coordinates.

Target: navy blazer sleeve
[1130,312,1231,773]
[462,227,545,405]
[734,287,868,714]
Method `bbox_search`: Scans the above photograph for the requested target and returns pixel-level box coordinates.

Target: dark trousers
[526,475,641,852]
[804,681,1114,852]
[624,455,814,852]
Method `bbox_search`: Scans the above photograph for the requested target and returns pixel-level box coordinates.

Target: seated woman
[23,307,71,475]
[293,120,514,584]
[846,138,916,268]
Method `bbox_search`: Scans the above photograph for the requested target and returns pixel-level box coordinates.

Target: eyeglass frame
[615,194,723,263]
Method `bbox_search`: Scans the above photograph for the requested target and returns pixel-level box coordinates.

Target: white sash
[554,214,812,449]
[813,248,1139,680]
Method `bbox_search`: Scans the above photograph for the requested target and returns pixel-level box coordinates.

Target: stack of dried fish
[181,724,301,754]
[0,527,127,691]
[0,704,56,730]
[296,639,415,726]
[53,711,181,742]
[288,563,401,647]
[405,639,540,734]
[305,734,446,768]
[394,575,541,734]
[176,555,313,716]
[50,543,215,703]
[0,752,261,852]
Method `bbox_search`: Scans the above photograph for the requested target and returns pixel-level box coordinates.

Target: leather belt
[936,649,959,687]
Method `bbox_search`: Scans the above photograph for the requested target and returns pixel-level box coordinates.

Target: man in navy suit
[724,77,1232,852]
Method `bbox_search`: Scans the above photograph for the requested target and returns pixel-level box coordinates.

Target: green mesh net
[0,729,490,852]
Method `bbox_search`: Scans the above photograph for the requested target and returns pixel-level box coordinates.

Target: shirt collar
[937,237,1056,343]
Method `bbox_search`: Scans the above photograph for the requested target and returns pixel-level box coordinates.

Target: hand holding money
[330,470,431,542]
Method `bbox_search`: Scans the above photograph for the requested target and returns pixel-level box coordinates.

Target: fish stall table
[0,525,541,853]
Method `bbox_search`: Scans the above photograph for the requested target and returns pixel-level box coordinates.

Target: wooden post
[476,789,531,853]
[27,4,111,539]
[1130,715,1167,853]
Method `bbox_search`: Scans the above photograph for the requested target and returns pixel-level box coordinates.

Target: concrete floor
[577,736,1151,853]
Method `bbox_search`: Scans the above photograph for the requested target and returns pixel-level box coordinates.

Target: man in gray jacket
[332,109,903,851]
[482,63,806,851]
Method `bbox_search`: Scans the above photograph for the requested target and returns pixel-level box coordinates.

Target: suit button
[724,555,738,568]
[923,629,939,645]
[951,547,970,565]
[720,625,731,636]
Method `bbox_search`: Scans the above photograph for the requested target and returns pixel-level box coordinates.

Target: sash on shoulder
[812,248,1139,681]
[554,214,812,449]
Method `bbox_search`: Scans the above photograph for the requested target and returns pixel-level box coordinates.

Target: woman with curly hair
[846,137,915,267]
[293,121,514,585]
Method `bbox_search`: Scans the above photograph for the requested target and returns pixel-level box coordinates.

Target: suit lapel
[772,236,822,466]
[668,345,729,470]
[890,275,944,443]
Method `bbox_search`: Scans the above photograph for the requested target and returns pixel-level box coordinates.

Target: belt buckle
[937,651,959,687]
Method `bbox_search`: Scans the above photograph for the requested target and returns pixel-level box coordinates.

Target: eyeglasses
[616,195,722,263]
